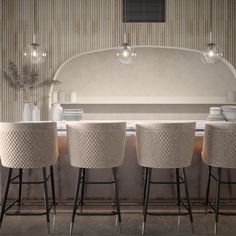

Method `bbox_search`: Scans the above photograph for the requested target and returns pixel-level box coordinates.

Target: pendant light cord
[123,0,127,43]
[33,0,36,43]
[124,0,126,33]
[209,0,213,43]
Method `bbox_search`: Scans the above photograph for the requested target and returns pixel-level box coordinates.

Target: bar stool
[136,122,195,234]
[202,123,236,234]
[67,122,126,234]
[0,122,58,232]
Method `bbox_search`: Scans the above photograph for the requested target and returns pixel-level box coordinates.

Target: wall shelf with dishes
[58,96,236,105]
[50,47,236,107]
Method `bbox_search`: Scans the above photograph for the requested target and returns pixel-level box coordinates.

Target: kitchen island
[1,120,236,204]
[57,129,204,202]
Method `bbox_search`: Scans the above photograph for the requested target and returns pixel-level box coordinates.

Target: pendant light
[201,0,223,64]
[116,0,137,64]
[23,0,46,64]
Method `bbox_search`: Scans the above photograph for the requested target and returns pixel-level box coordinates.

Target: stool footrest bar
[5,204,53,216]
[11,175,51,185]
[80,181,115,184]
[76,211,118,216]
[147,211,190,216]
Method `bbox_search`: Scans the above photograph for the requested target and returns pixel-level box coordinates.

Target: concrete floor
[1,210,236,236]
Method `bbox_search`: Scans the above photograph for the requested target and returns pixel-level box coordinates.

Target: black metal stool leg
[70,168,82,235]
[112,168,121,223]
[42,167,50,233]
[80,168,86,213]
[0,168,13,228]
[18,169,23,214]
[176,168,181,232]
[142,168,152,235]
[183,168,194,232]
[215,167,222,234]
[50,166,56,215]
[205,166,212,213]
[143,167,148,209]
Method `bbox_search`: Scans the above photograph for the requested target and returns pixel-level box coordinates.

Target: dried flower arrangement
[3,60,60,102]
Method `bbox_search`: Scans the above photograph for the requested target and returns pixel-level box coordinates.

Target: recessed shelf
[57,96,236,105]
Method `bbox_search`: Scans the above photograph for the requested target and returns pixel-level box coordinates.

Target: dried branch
[3,60,60,95]
[38,79,60,88]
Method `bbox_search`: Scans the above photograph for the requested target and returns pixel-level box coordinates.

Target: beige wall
[1,0,236,121]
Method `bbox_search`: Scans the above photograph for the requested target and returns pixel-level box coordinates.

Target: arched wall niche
[50,46,236,105]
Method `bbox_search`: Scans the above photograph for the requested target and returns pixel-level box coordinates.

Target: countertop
[56,120,225,136]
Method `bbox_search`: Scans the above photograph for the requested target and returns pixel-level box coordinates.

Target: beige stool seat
[67,122,126,234]
[0,122,58,232]
[202,123,236,234]
[136,122,195,234]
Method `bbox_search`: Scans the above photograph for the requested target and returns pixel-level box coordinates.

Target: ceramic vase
[22,102,31,121]
[58,90,66,103]
[32,103,40,121]
[227,91,235,102]
[70,91,77,103]
[50,103,63,121]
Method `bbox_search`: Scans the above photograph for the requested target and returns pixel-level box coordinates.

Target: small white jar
[70,91,78,103]
[226,91,235,102]
[58,90,66,103]
[32,102,40,121]
[50,103,63,121]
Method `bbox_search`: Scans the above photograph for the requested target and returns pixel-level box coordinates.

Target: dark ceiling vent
[123,0,165,23]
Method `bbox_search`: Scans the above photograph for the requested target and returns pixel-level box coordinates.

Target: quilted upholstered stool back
[67,122,126,168]
[0,122,58,169]
[202,123,236,168]
[136,122,196,169]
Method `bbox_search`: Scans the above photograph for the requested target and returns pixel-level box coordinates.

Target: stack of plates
[127,121,135,131]
[63,109,83,121]
[207,107,225,121]
[207,114,225,121]
[222,106,236,121]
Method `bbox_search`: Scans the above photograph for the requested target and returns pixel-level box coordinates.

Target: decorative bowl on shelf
[222,106,236,121]
[222,111,236,121]
[222,106,236,112]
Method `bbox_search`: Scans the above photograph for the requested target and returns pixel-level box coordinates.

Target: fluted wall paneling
[0,0,236,121]
[0,0,2,121]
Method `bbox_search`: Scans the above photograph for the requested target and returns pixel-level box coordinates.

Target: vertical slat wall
[0,0,2,121]
[0,0,236,121]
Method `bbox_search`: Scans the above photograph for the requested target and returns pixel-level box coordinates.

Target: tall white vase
[52,91,58,103]
[22,102,31,121]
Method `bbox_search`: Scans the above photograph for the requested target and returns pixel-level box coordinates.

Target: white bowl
[222,111,236,121]
[222,106,236,112]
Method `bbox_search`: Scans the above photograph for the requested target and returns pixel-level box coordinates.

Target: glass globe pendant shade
[23,42,46,64]
[116,43,137,64]
[201,43,223,65]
